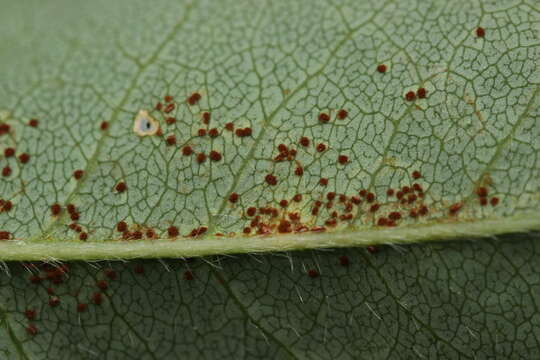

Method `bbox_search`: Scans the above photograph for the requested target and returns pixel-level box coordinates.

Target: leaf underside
[0,0,539,358]
[0,1,539,260]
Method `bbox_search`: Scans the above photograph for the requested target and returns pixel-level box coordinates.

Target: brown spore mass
[168,226,179,238]
[73,169,84,180]
[476,27,485,38]
[51,203,62,216]
[4,147,15,157]
[318,113,330,123]
[337,109,348,120]
[405,91,416,101]
[265,174,278,186]
[18,153,30,164]
[229,192,239,203]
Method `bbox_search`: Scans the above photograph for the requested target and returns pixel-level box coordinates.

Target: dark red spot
[299,136,310,147]
[209,150,222,161]
[96,280,108,291]
[246,207,256,217]
[164,95,173,103]
[2,166,11,177]
[92,292,103,305]
[51,203,61,216]
[308,269,319,278]
[146,229,156,239]
[115,181,127,193]
[476,27,485,38]
[77,303,87,313]
[405,91,416,101]
[409,209,418,218]
[388,211,401,221]
[339,255,349,266]
[338,155,348,164]
[318,113,330,123]
[187,92,202,105]
[163,103,175,114]
[229,192,239,203]
[326,192,336,201]
[402,186,411,194]
[351,196,361,204]
[25,309,36,320]
[166,117,176,125]
[369,203,380,212]
[367,245,378,254]
[28,118,39,128]
[479,197,488,206]
[155,102,163,111]
[337,109,348,120]
[196,152,206,163]
[412,170,422,179]
[278,219,292,233]
[407,194,417,204]
[412,183,423,192]
[26,324,37,336]
[225,122,234,131]
[1,200,13,213]
[166,135,176,146]
[316,143,327,153]
[243,227,251,234]
[377,64,387,73]
[292,194,302,202]
[208,128,219,137]
[0,123,9,135]
[116,221,127,232]
[197,128,207,137]
[202,112,211,124]
[490,197,499,206]
[294,166,304,176]
[79,232,88,241]
[184,270,194,280]
[168,226,179,238]
[377,217,388,226]
[366,192,375,203]
[476,187,488,197]
[70,212,80,221]
[235,128,252,137]
[18,153,30,164]
[416,88,427,99]
[48,296,60,307]
[73,169,84,180]
[449,202,462,215]
[319,178,328,186]
[419,205,428,216]
[105,269,117,280]
[279,199,288,208]
[265,174,278,186]
[4,147,15,157]
[100,121,109,131]
[182,146,193,156]
[386,189,394,197]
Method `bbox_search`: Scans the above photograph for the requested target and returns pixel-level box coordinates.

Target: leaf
[0,1,539,356]
[0,0,539,260]
[0,232,539,358]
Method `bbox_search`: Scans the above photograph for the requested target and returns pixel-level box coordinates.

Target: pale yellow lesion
[133,110,160,136]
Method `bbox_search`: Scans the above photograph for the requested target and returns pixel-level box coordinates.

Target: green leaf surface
[0,1,539,357]
[0,0,538,260]
[1,232,539,359]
